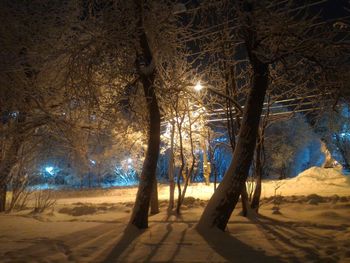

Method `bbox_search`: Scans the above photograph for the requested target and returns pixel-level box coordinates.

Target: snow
[262,167,349,197]
[50,167,349,205]
[0,167,349,262]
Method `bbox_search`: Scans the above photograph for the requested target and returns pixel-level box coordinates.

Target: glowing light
[194,81,203,91]
[340,132,350,138]
[127,158,132,164]
[45,166,54,175]
[90,159,96,165]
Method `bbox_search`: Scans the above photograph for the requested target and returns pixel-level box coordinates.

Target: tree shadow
[144,214,194,262]
[197,225,284,263]
[167,227,187,262]
[258,214,349,231]
[143,222,173,262]
[255,214,342,262]
[103,217,192,262]
[2,221,124,261]
[5,212,345,263]
[102,224,145,263]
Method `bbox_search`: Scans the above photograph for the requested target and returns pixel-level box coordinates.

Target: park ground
[0,167,349,263]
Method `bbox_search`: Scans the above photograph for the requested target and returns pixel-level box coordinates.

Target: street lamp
[194,81,203,92]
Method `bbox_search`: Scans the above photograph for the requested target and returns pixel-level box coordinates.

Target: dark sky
[319,0,350,19]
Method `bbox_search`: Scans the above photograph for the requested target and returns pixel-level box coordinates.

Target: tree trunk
[88,173,92,188]
[213,163,217,191]
[129,0,160,228]
[97,168,101,187]
[197,60,268,231]
[150,177,159,214]
[0,136,23,212]
[169,176,175,211]
[202,139,210,185]
[176,166,183,215]
[168,123,175,212]
[0,183,7,212]
[240,184,249,217]
[129,74,160,228]
[175,126,185,215]
[177,108,196,213]
[251,140,263,212]
[179,158,195,211]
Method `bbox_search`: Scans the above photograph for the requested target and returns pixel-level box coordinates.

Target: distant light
[90,159,96,165]
[10,111,18,118]
[340,132,349,138]
[45,166,54,175]
[194,81,203,92]
[127,158,132,164]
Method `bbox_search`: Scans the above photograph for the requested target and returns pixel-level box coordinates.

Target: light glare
[45,166,54,175]
[194,81,203,91]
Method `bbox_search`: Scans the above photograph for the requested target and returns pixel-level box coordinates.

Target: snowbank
[262,167,350,197]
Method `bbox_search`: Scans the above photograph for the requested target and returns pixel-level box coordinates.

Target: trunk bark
[175,166,183,215]
[129,0,160,228]
[175,126,185,215]
[202,139,210,185]
[179,158,195,211]
[213,163,217,191]
[251,140,263,212]
[129,74,160,228]
[240,184,249,217]
[0,183,7,212]
[168,123,175,212]
[197,60,268,231]
[178,108,195,212]
[150,177,159,214]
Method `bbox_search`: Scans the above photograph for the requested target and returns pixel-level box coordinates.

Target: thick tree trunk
[240,184,249,217]
[129,75,160,228]
[251,140,263,212]
[129,0,160,228]
[197,60,268,231]
[150,177,159,214]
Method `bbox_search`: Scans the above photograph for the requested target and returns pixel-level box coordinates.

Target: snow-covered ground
[50,167,349,205]
[0,167,349,262]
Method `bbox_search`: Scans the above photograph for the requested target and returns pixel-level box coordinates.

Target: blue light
[340,132,350,138]
[45,166,54,175]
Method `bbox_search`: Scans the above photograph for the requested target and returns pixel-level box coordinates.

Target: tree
[198,0,349,231]
[57,0,188,228]
[161,84,208,214]
[316,104,350,170]
[0,0,72,211]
